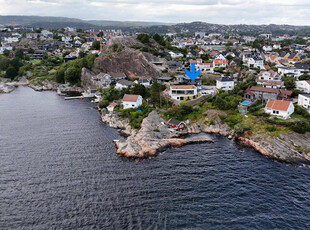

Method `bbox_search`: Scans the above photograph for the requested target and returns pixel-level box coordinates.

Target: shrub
[234,123,252,136]
[265,125,277,132]
[290,121,310,134]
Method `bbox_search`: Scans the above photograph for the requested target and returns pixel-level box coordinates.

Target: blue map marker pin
[186,63,201,81]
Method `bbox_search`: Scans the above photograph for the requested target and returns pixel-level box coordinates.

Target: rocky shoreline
[102,109,310,164]
[102,111,213,158]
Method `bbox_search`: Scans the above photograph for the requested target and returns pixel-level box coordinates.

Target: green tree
[0,56,10,71]
[283,76,296,90]
[91,40,100,50]
[15,49,24,59]
[55,67,65,83]
[3,49,10,57]
[131,83,149,98]
[64,67,81,85]
[5,65,18,79]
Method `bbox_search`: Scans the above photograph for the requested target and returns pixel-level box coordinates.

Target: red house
[167,119,186,131]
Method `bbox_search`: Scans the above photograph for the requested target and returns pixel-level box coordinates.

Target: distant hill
[0,15,171,29]
[136,21,310,37]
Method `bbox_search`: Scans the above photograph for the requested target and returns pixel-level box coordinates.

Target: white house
[115,80,135,90]
[0,46,12,54]
[213,54,228,68]
[247,56,264,69]
[122,94,143,109]
[191,59,214,73]
[298,94,310,113]
[169,85,198,101]
[216,77,235,91]
[41,30,53,38]
[258,70,281,81]
[107,102,118,113]
[264,100,294,119]
[278,66,300,78]
[263,46,273,52]
[169,51,184,59]
[296,80,310,93]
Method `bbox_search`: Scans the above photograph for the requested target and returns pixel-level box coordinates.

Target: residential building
[216,77,235,91]
[169,85,198,101]
[296,80,310,93]
[122,94,143,109]
[298,94,310,113]
[247,56,264,69]
[264,100,294,119]
[258,70,281,81]
[107,103,118,113]
[213,54,228,68]
[115,80,135,90]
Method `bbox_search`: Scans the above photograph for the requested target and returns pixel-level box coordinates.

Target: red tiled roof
[123,94,140,102]
[265,100,291,111]
[306,80,310,85]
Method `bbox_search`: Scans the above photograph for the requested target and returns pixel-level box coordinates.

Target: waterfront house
[169,85,198,101]
[216,77,235,91]
[107,103,118,113]
[264,100,294,119]
[167,119,186,131]
[122,94,143,109]
[296,80,310,93]
[298,94,310,113]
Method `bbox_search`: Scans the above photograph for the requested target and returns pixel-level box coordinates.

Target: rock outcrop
[94,47,162,80]
[0,82,15,93]
[238,132,310,164]
[102,111,213,158]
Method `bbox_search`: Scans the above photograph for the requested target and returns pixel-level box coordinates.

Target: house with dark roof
[216,77,234,91]
[115,80,135,90]
[245,86,293,101]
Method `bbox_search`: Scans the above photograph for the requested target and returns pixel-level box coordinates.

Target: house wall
[122,96,143,109]
[265,103,294,119]
[296,81,310,93]
[170,88,198,101]
[216,81,234,91]
[298,95,310,113]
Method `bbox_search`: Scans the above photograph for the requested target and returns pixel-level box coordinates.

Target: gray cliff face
[102,111,212,158]
[238,132,310,164]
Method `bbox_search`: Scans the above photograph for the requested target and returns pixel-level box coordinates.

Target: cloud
[0,0,310,25]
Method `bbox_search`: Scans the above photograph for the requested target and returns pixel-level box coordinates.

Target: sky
[0,0,310,25]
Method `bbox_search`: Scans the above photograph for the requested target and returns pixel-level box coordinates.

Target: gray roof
[301,94,310,99]
[218,77,233,82]
[117,79,134,86]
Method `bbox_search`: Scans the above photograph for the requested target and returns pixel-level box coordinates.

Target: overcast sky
[0,0,310,25]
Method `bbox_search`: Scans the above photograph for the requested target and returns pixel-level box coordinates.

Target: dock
[64,96,84,100]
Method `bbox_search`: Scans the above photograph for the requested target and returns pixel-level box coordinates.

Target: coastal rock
[109,111,213,158]
[238,132,310,164]
[0,82,15,93]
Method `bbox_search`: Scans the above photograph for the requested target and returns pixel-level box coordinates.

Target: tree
[0,56,10,71]
[15,49,24,59]
[283,76,296,90]
[137,34,150,44]
[64,67,81,85]
[131,83,149,98]
[55,67,65,83]
[3,49,10,57]
[5,65,18,79]
[91,40,100,50]
[299,74,310,80]
[225,42,233,47]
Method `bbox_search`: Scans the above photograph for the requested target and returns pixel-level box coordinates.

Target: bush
[234,123,251,136]
[294,105,310,119]
[265,125,277,132]
[290,121,310,134]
